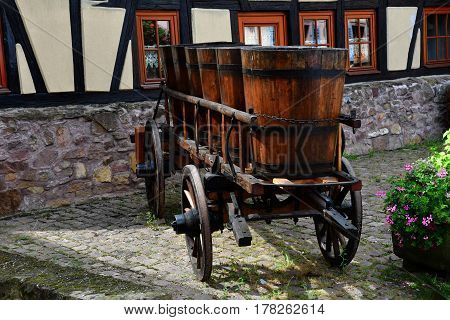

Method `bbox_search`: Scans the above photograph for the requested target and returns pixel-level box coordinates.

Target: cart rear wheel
[181,165,213,282]
[144,120,165,219]
[314,157,362,267]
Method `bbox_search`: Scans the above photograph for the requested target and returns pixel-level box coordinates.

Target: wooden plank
[110,0,137,91]
[69,0,85,92]
[289,0,300,45]
[407,0,424,71]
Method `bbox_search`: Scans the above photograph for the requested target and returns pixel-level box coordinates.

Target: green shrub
[379,130,450,250]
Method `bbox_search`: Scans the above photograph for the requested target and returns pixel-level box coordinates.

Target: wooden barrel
[197,47,223,153]
[172,45,194,138]
[160,45,183,133]
[216,47,246,167]
[241,46,348,177]
[184,43,234,146]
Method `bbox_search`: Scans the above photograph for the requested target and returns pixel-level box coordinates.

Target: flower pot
[392,224,450,275]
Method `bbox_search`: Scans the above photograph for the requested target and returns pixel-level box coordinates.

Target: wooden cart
[132,45,363,282]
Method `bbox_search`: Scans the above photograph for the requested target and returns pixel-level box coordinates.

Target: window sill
[0,87,10,94]
[424,63,450,69]
[346,69,381,76]
[141,83,162,90]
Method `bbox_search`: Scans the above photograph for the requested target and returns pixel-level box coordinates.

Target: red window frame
[423,7,450,67]
[0,17,8,93]
[238,12,287,46]
[136,10,180,89]
[344,10,378,74]
[299,11,335,48]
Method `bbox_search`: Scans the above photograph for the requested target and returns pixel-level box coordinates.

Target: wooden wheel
[181,165,213,282]
[144,120,165,219]
[314,157,362,267]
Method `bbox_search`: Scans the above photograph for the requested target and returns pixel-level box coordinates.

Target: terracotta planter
[392,224,450,275]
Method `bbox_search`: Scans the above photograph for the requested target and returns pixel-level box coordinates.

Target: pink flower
[376,190,386,198]
[423,236,429,240]
[405,214,417,226]
[437,168,448,178]
[422,214,433,227]
[447,193,450,198]
[403,205,409,211]
[396,187,406,192]
[404,163,413,172]
[387,204,397,213]
[386,215,394,225]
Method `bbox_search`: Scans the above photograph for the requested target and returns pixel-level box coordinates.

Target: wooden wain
[133,44,363,282]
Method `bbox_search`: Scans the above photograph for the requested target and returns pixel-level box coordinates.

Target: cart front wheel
[181,165,213,282]
[313,157,362,267]
[144,120,165,219]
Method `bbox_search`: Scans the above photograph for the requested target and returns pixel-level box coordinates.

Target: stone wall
[0,75,449,215]
[342,75,450,155]
[0,102,158,215]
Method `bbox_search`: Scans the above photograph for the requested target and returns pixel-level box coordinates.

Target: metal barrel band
[242,68,344,79]
[198,63,218,70]
[186,63,199,70]
[217,64,243,72]
[254,113,340,126]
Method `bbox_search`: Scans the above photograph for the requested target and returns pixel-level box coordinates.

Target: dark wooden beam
[180,0,192,44]
[377,0,388,75]
[230,10,240,43]
[336,0,345,48]
[0,90,160,109]
[1,0,47,93]
[299,2,337,11]
[110,0,137,91]
[137,0,181,10]
[407,0,424,70]
[69,0,84,92]
[289,0,299,45]
[344,0,379,9]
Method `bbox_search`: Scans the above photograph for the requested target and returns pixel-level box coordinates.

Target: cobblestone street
[0,146,446,299]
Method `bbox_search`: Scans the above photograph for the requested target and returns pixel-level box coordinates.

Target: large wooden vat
[160,45,183,133]
[172,45,194,138]
[197,47,222,153]
[241,47,348,177]
[216,47,246,167]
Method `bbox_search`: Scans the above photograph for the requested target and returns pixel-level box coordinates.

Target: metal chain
[254,113,339,126]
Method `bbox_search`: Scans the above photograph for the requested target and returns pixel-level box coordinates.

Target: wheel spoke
[192,236,199,258]
[331,229,341,258]
[319,223,327,239]
[325,226,332,252]
[196,237,202,270]
[334,188,350,206]
[337,232,347,246]
[184,189,195,208]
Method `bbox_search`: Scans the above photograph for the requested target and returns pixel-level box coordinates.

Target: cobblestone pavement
[0,146,447,299]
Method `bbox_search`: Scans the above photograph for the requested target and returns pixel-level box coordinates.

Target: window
[345,10,377,73]
[300,11,334,47]
[0,16,8,93]
[136,11,179,88]
[424,7,450,66]
[238,12,287,46]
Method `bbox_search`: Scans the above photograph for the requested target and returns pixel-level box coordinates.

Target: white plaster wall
[119,40,133,90]
[191,9,232,44]
[16,0,74,93]
[82,1,125,91]
[16,44,36,94]
[387,7,421,71]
